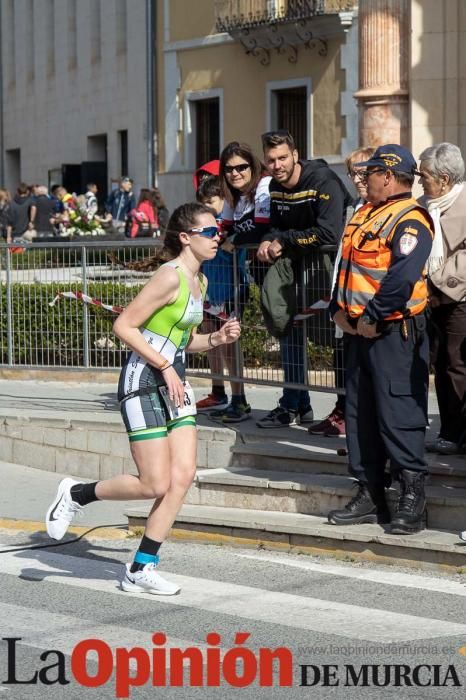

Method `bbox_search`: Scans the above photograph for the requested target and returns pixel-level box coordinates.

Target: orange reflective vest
[336,197,433,321]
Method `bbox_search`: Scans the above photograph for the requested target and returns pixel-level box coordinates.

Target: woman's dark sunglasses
[188,226,223,239]
[224,163,250,175]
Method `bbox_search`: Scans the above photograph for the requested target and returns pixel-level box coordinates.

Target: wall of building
[169,0,217,41]
[410,0,466,160]
[158,0,354,210]
[1,0,148,195]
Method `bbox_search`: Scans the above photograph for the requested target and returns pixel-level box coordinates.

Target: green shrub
[0,282,139,367]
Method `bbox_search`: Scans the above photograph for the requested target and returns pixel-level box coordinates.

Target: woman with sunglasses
[205,141,271,423]
[45,202,240,596]
[308,146,375,439]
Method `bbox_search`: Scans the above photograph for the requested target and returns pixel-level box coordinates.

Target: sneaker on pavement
[308,416,332,435]
[45,477,83,540]
[298,407,314,424]
[324,409,346,437]
[221,402,251,423]
[196,393,229,412]
[425,437,459,455]
[309,407,343,435]
[120,563,180,596]
[256,405,299,428]
[460,531,466,542]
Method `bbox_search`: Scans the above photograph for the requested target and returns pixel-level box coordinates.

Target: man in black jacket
[7,183,34,242]
[257,130,352,428]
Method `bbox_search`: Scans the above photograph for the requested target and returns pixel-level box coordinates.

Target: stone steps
[231,441,466,488]
[125,503,466,572]
[182,467,466,532]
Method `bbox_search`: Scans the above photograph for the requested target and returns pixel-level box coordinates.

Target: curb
[0,518,131,541]
[161,525,466,574]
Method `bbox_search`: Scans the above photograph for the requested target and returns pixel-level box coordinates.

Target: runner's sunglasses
[188,226,224,239]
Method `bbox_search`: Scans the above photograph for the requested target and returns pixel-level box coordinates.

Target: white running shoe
[120,563,181,596]
[45,478,83,540]
[461,532,466,542]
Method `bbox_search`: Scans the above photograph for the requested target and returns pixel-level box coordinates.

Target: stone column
[354,0,410,147]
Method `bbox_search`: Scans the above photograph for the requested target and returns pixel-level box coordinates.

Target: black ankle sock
[70,482,99,507]
[130,535,163,573]
[231,393,246,406]
[212,384,227,399]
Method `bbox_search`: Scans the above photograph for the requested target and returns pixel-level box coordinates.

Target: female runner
[45,202,240,595]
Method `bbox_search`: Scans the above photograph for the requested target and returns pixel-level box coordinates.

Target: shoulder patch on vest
[403,225,418,236]
[399,233,418,255]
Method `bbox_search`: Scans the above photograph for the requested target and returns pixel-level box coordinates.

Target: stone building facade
[0,0,148,201]
[0,1,465,209]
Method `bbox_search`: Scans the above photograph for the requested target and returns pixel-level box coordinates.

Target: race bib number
[159,380,196,420]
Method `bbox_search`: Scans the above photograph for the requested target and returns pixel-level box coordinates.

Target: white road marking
[1,547,465,643]
[233,551,466,597]
[0,602,200,659]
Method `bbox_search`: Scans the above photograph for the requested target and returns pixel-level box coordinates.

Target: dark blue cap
[354,144,418,175]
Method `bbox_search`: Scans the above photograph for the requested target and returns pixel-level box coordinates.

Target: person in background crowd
[45,202,240,596]
[195,174,234,413]
[28,186,56,238]
[6,183,34,243]
[84,183,99,218]
[55,186,76,212]
[257,129,352,428]
[105,176,136,232]
[205,141,271,423]
[51,185,65,215]
[127,188,160,238]
[152,187,170,234]
[193,160,220,191]
[328,144,434,535]
[417,143,466,456]
[0,189,11,242]
[309,146,375,438]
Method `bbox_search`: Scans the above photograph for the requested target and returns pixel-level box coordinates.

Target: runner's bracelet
[208,333,214,348]
[158,359,171,371]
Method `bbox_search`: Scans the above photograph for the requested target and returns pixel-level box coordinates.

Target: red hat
[193,160,220,190]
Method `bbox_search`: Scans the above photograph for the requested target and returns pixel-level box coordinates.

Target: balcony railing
[215,0,354,32]
[215,0,355,65]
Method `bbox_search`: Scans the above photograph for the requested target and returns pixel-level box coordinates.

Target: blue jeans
[279,325,311,413]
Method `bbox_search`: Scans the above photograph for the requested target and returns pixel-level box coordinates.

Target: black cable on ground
[0,523,128,554]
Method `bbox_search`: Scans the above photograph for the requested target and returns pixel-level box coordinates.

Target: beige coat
[429,187,466,303]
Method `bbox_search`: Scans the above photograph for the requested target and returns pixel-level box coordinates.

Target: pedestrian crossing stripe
[1,547,466,643]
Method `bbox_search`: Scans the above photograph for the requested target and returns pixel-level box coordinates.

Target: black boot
[328,483,379,525]
[390,470,427,535]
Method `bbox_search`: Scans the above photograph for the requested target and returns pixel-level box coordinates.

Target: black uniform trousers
[429,301,466,444]
[345,315,429,491]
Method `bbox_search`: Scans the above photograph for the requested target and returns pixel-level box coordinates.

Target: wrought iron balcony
[215,0,356,65]
[215,0,354,33]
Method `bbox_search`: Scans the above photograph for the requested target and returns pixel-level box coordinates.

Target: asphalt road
[0,530,464,699]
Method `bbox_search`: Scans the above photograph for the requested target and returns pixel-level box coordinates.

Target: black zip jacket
[263,159,353,250]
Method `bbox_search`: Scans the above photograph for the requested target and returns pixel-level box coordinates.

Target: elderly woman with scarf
[418,142,466,457]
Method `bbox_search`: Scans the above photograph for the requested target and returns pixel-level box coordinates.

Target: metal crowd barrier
[0,239,342,394]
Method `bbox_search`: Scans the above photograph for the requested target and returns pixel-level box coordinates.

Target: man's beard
[281,160,296,185]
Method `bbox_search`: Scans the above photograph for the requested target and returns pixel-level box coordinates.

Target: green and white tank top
[141,261,205,362]
[118,262,205,398]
